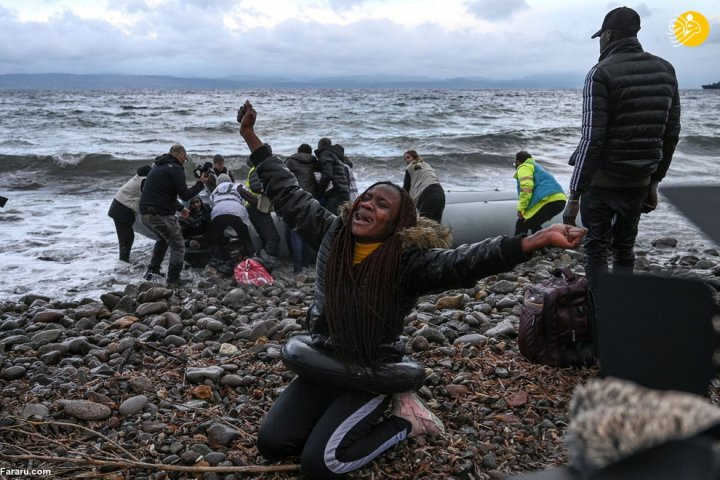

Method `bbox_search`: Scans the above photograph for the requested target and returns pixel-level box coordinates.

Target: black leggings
[257,377,411,479]
[514,199,566,235]
[416,184,445,223]
[108,199,135,262]
[209,214,255,259]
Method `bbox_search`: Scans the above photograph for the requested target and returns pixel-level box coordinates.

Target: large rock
[185,366,224,384]
[32,310,65,323]
[119,395,148,417]
[207,423,241,447]
[136,301,168,317]
[58,399,112,421]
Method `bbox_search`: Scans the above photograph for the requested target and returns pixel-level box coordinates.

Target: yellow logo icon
[668,11,710,47]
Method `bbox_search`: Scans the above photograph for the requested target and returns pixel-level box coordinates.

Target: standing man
[140,144,209,287]
[563,7,680,289]
[315,138,350,214]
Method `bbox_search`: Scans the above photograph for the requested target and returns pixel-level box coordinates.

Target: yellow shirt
[353,241,382,265]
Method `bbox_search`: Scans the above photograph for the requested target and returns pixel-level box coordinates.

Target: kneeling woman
[237,102,586,479]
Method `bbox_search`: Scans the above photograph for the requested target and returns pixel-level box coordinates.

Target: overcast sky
[0,0,718,87]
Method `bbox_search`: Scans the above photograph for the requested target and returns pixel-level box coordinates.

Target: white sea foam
[0,89,717,301]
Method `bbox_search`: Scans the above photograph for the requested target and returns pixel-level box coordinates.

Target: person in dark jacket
[284,143,319,272]
[139,144,209,286]
[212,154,235,182]
[179,196,212,249]
[236,101,587,480]
[108,165,152,262]
[315,137,350,214]
[562,6,681,289]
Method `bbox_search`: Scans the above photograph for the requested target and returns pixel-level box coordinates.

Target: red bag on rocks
[233,258,274,287]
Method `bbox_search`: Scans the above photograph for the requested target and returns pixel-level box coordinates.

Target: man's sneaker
[391,392,445,437]
[144,267,166,281]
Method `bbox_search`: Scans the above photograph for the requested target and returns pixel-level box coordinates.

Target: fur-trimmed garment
[565,377,720,474]
[249,144,531,360]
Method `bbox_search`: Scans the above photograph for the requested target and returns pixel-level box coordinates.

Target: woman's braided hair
[325,182,418,368]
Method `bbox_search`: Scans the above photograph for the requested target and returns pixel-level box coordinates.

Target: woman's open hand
[521,223,587,253]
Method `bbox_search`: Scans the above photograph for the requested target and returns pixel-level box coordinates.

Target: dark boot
[144,266,165,280]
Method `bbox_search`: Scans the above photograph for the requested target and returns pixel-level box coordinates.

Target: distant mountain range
[0,73,587,90]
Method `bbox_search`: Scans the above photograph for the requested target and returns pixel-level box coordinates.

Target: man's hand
[517,211,524,219]
[237,100,256,131]
[237,100,263,153]
[641,182,659,213]
[180,208,190,219]
[562,198,580,226]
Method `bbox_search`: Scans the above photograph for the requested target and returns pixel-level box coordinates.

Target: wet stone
[163,335,186,347]
[485,320,515,337]
[119,395,148,417]
[40,351,64,365]
[32,310,65,323]
[58,399,112,421]
[453,334,488,347]
[30,329,63,344]
[20,403,50,419]
[207,423,241,447]
[185,366,224,384]
[0,366,27,380]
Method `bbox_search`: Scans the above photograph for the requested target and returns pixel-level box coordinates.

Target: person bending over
[237,101,586,479]
[513,151,567,235]
[402,149,445,223]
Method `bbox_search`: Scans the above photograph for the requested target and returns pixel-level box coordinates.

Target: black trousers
[209,214,255,260]
[257,377,411,480]
[580,186,646,288]
[514,199,567,235]
[108,199,135,262]
[416,184,446,223]
[247,205,280,257]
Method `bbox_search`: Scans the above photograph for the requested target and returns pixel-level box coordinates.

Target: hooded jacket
[315,144,349,195]
[285,151,319,197]
[250,145,529,359]
[139,154,204,215]
[569,37,681,193]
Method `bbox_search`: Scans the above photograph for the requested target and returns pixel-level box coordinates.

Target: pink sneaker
[391,392,445,437]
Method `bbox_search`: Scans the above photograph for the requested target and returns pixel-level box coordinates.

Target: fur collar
[565,377,720,473]
[339,203,452,250]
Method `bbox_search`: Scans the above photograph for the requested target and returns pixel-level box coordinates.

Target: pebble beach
[1,238,719,480]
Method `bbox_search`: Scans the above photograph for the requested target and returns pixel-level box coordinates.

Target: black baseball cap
[591,6,640,39]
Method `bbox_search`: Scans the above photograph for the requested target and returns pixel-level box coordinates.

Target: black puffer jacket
[250,145,529,359]
[139,154,204,215]
[569,37,681,193]
[285,151,319,197]
[315,144,349,195]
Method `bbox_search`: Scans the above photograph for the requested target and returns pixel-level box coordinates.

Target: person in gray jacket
[402,150,445,223]
[236,100,587,480]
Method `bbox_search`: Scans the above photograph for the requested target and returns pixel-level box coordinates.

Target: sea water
[0,89,718,301]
